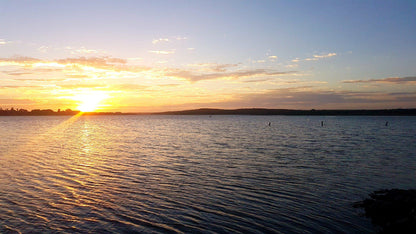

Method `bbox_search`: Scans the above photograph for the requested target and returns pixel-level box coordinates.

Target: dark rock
[354,189,416,233]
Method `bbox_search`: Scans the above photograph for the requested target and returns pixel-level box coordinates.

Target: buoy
[385,121,388,126]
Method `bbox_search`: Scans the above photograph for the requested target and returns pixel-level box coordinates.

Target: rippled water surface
[1,115,415,233]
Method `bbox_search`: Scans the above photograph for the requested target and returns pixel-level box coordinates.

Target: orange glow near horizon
[73,91,110,112]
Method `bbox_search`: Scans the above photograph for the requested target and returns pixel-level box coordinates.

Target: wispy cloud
[71,48,99,55]
[15,57,124,75]
[0,99,37,105]
[157,83,181,87]
[0,85,40,89]
[1,56,296,83]
[38,46,49,53]
[55,56,151,74]
[65,46,106,55]
[175,36,187,41]
[268,55,278,61]
[108,84,149,91]
[0,56,41,65]
[304,58,318,61]
[0,56,152,81]
[56,56,126,67]
[0,39,12,45]
[57,84,106,89]
[292,53,337,62]
[286,64,299,68]
[313,53,336,59]
[2,54,301,86]
[1,56,297,84]
[213,87,416,109]
[64,74,91,79]
[152,36,187,44]
[343,76,416,84]
[150,87,416,111]
[186,63,239,72]
[152,38,170,44]
[149,50,175,55]
[165,68,297,82]
[241,78,272,83]
[2,70,34,76]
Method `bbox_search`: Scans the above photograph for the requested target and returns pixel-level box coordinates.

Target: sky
[1,0,415,112]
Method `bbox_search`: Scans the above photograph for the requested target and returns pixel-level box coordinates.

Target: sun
[74,91,109,112]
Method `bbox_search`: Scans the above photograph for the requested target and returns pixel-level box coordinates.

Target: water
[1,115,415,233]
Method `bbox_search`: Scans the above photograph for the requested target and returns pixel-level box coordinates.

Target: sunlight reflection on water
[1,115,415,233]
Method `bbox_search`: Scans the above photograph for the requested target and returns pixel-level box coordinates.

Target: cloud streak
[0,39,12,45]
[165,68,297,82]
[186,63,239,72]
[0,56,41,65]
[152,36,187,44]
[343,76,416,84]
[207,87,416,109]
[305,53,337,61]
[152,38,169,44]
[56,56,127,68]
[0,98,37,105]
[313,53,336,59]
[150,87,416,111]
[0,56,152,76]
[291,53,337,62]
[64,46,107,55]
[149,50,175,55]
[1,55,298,84]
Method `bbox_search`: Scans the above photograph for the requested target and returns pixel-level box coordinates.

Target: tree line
[0,107,80,116]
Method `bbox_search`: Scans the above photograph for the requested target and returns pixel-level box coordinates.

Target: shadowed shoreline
[1,108,416,116]
[153,108,416,116]
[354,189,416,233]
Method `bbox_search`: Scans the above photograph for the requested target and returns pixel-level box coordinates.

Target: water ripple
[1,115,415,232]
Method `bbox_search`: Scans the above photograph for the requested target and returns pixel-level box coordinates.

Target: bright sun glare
[74,91,109,112]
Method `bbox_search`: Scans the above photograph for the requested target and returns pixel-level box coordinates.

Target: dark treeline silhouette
[154,108,416,116]
[2,107,416,116]
[0,107,130,116]
[0,107,80,116]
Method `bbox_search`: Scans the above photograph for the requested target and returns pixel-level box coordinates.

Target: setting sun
[74,91,109,112]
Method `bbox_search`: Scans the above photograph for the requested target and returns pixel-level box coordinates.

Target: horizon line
[1,107,416,116]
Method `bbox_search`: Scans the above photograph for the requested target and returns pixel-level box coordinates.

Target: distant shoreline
[1,108,416,116]
[152,108,416,116]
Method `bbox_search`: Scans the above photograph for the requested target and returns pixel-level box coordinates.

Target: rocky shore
[354,189,416,233]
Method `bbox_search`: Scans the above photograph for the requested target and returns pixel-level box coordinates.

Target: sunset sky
[1,0,415,112]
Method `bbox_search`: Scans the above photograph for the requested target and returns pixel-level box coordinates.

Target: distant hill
[153,108,416,116]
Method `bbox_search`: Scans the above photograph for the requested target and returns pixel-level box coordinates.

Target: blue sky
[1,0,415,112]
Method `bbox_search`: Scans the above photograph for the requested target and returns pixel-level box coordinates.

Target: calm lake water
[1,115,415,233]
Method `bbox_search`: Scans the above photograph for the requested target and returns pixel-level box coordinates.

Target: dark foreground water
[1,115,415,233]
